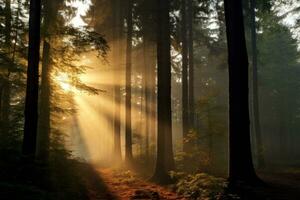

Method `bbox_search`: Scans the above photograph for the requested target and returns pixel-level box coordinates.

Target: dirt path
[94,168,185,200]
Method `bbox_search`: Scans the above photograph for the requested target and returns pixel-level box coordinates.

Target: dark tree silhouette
[151,0,174,184]
[22,0,41,157]
[36,40,50,159]
[181,0,189,152]
[125,0,133,164]
[36,0,60,160]
[139,0,156,162]
[224,0,260,184]
[113,0,122,162]
[142,28,150,161]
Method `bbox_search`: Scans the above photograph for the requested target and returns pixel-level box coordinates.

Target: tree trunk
[113,0,122,162]
[187,0,195,129]
[224,0,260,184]
[142,34,150,161]
[5,0,11,46]
[22,0,41,157]
[125,0,133,164]
[36,40,51,160]
[151,0,174,184]
[36,0,60,160]
[149,45,157,156]
[181,0,189,152]
[250,0,265,169]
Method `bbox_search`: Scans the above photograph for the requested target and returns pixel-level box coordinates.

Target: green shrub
[170,171,227,200]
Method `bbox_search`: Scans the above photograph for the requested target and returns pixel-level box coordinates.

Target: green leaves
[170,171,227,200]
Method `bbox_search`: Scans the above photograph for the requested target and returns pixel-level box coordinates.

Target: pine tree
[22,0,42,157]
[224,0,260,184]
[151,0,175,184]
[125,0,133,164]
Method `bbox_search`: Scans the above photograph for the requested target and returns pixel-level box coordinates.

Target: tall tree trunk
[4,0,11,46]
[149,45,157,156]
[250,0,265,169]
[36,0,59,160]
[36,40,51,159]
[140,0,157,163]
[36,0,61,160]
[125,0,133,164]
[187,0,195,129]
[22,0,41,157]
[142,35,150,161]
[181,0,189,152]
[113,0,122,162]
[151,0,174,184]
[224,0,260,184]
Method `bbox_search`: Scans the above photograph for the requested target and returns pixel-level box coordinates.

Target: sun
[54,72,73,92]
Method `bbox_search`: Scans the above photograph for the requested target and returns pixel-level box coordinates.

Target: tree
[36,0,60,160]
[224,0,260,184]
[112,0,122,162]
[141,16,150,161]
[249,0,265,169]
[151,0,175,184]
[181,0,189,152]
[0,0,28,149]
[22,0,41,157]
[187,0,195,129]
[136,0,158,162]
[257,12,300,164]
[125,0,133,164]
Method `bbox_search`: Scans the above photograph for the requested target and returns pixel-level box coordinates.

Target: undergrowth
[170,171,227,200]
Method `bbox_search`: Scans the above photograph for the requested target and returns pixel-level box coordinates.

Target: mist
[0,0,299,199]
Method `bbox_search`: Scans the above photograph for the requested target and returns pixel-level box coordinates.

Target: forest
[0,0,300,199]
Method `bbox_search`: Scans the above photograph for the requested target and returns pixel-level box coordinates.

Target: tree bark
[142,34,150,161]
[36,0,61,160]
[181,0,189,152]
[125,0,133,164]
[149,45,157,156]
[22,0,41,157]
[224,0,260,184]
[113,0,122,162]
[36,40,51,160]
[151,0,174,184]
[4,0,11,46]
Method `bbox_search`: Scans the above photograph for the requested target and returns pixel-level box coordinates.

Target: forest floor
[1,154,300,200]
[258,170,300,200]
[79,165,300,200]
[82,167,185,200]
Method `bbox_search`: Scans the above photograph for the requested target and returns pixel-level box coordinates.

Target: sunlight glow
[68,0,92,28]
[54,72,73,92]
